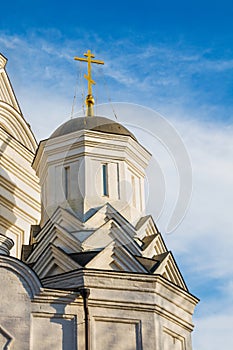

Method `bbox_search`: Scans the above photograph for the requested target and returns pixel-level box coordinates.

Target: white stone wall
[0,128,41,258]
[34,130,151,226]
[43,270,197,350]
[0,256,197,350]
[0,55,41,258]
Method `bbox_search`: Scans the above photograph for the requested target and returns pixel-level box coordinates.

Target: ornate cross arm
[74,50,104,116]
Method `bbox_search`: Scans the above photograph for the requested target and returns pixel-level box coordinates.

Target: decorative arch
[0,255,42,299]
[0,101,37,152]
[0,53,37,152]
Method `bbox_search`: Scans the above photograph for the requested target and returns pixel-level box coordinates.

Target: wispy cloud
[95,104,233,349]
[166,118,233,269]
[194,313,233,350]
[1,30,233,130]
[1,31,233,348]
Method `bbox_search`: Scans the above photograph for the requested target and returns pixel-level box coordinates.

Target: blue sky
[1,1,233,349]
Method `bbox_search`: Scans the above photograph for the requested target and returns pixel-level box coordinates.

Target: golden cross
[74,50,104,97]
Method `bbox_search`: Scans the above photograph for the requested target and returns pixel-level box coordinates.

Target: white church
[0,51,198,350]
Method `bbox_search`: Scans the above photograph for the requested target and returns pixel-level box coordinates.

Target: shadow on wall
[32,293,79,350]
[0,134,17,255]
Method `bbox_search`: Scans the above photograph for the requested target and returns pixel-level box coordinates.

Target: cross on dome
[74,50,104,116]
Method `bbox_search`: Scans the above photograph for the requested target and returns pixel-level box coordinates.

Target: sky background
[1,1,233,348]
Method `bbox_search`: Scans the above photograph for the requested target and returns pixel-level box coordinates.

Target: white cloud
[1,31,232,132]
[95,104,233,348]
[2,30,232,267]
[166,118,233,274]
[1,31,233,347]
[193,313,233,350]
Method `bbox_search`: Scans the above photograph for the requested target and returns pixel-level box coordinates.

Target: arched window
[64,166,70,199]
[102,164,109,196]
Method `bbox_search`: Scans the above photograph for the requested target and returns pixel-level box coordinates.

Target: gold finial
[74,50,104,116]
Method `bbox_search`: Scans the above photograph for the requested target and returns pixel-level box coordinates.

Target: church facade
[0,53,198,350]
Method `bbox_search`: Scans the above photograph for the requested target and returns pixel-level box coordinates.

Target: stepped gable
[24,204,188,290]
[0,52,198,350]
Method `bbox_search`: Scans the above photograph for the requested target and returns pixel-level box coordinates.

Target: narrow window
[102,164,108,196]
[43,178,47,208]
[117,163,120,199]
[139,177,143,211]
[64,166,70,199]
[131,175,136,207]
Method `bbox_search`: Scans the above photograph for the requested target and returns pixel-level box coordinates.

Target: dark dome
[50,116,137,141]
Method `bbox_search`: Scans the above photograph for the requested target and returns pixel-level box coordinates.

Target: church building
[0,51,198,350]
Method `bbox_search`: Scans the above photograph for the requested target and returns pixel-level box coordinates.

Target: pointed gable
[0,54,21,112]
[135,252,169,273]
[25,199,189,291]
[26,222,82,266]
[85,242,147,273]
[135,215,159,239]
[32,244,82,278]
[153,251,188,291]
[141,233,167,257]
[0,53,37,151]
